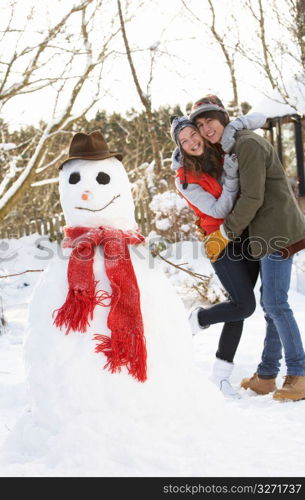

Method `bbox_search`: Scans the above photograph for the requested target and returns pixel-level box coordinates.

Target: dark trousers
[198,235,259,363]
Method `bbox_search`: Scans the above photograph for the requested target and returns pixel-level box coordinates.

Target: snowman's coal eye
[69,172,81,184]
[96,172,110,185]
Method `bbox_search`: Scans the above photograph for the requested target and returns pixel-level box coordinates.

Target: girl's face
[195,117,224,144]
[179,126,205,156]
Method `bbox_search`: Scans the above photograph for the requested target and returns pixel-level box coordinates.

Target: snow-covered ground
[1,235,305,477]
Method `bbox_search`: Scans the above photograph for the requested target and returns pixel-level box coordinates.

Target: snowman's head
[59,157,137,229]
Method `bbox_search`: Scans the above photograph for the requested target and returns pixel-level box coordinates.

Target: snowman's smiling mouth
[75,194,121,212]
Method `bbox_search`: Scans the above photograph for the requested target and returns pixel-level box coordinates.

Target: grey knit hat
[189,94,229,121]
[170,115,198,147]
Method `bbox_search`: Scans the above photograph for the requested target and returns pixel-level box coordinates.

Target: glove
[223,153,238,179]
[171,146,182,171]
[221,122,238,153]
[204,229,229,263]
[221,113,267,153]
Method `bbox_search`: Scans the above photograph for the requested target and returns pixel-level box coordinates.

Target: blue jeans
[257,252,305,377]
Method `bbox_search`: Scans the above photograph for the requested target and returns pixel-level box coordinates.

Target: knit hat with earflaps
[170,115,199,190]
[170,115,198,147]
[189,94,229,121]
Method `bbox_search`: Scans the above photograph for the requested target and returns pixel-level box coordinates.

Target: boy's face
[195,116,224,144]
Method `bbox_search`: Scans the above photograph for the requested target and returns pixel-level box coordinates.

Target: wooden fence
[0,199,152,241]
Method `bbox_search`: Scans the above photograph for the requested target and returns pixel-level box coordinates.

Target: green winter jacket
[224,130,305,258]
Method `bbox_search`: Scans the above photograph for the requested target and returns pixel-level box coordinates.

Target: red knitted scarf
[53,226,147,382]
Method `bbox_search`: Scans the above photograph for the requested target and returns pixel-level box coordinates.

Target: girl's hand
[221,113,266,153]
[223,153,238,179]
[204,229,230,263]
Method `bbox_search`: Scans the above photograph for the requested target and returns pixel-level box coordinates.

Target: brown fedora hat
[59,130,123,169]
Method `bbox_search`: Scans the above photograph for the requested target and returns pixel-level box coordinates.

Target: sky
[0,0,300,130]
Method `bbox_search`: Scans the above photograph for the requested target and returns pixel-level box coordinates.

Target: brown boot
[273,375,305,401]
[240,373,277,395]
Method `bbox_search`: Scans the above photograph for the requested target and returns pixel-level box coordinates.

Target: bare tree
[207,0,240,111]
[239,0,304,105]
[292,0,305,71]
[272,0,305,75]
[0,0,120,221]
[0,0,93,108]
[243,0,283,92]
[180,0,241,113]
[117,0,162,173]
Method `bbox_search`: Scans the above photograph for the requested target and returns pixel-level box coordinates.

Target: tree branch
[0,269,44,279]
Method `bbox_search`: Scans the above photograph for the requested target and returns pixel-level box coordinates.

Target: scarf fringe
[53,287,112,334]
[96,290,112,307]
[94,331,147,382]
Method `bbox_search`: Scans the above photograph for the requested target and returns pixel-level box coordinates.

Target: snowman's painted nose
[81,190,92,201]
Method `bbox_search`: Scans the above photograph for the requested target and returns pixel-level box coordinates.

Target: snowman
[19,131,223,473]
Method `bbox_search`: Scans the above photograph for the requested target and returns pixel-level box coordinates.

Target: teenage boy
[189,94,305,401]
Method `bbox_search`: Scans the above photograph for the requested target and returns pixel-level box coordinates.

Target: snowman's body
[24,157,205,425]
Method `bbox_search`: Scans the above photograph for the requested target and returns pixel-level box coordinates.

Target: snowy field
[1,235,305,477]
